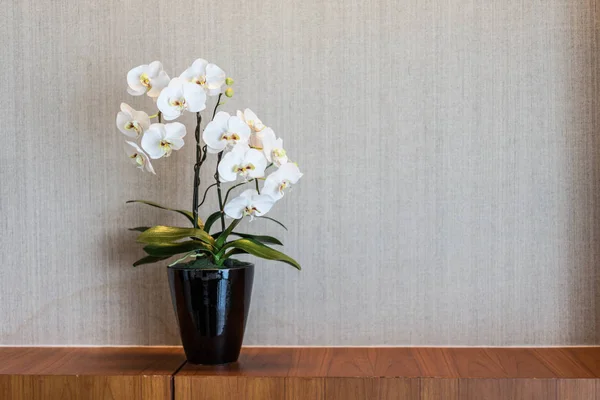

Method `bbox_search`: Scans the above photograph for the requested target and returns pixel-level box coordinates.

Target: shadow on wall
[567,2,600,344]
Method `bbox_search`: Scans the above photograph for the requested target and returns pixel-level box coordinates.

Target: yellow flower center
[233,163,256,175]
[246,120,265,132]
[125,121,143,137]
[192,75,207,86]
[160,140,173,156]
[169,98,186,110]
[221,132,240,143]
[279,180,290,193]
[272,148,286,159]
[139,73,151,89]
[243,206,259,216]
[130,153,144,167]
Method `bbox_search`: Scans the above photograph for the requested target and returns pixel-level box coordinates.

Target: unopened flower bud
[225,88,234,98]
[225,77,234,86]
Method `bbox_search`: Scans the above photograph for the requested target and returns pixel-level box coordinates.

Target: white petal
[252,194,275,216]
[224,195,250,219]
[278,162,303,183]
[191,58,208,74]
[148,71,170,97]
[127,65,148,93]
[169,137,184,150]
[260,128,277,161]
[218,151,244,182]
[116,112,136,138]
[164,121,187,140]
[123,141,139,157]
[228,117,251,142]
[156,87,181,120]
[131,110,151,132]
[206,63,226,96]
[120,103,134,115]
[127,87,146,96]
[183,82,207,112]
[202,113,228,151]
[240,189,258,199]
[262,177,283,200]
[147,61,163,77]
[244,149,268,178]
[145,157,156,174]
[141,125,166,159]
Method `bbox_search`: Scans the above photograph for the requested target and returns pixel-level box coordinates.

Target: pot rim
[167,259,254,271]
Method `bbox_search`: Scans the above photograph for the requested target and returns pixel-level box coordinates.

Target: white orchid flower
[116,103,151,139]
[127,61,170,98]
[217,144,267,182]
[141,122,186,159]
[180,58,226,96]
[262,163,303,200]
[260,129,288,166]
[157,78,207,121]
[124,141,155,174]
[224,189,275,220]
[237,109,266,133]
[202,111,251,154]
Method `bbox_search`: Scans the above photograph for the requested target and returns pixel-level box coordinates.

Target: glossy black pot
[167,260,254,365]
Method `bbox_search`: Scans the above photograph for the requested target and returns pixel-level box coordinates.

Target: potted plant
[115,59,303,364]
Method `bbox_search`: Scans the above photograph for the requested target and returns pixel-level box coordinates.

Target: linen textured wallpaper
[0,0,599,345]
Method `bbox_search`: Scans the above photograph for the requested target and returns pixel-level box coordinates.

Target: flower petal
[278,162,303,183]
[206,63,226,96]
[228,117,251,143]
[116,112,136,138]
[202,112,229,151]
[120,103,134,115]
[141,125,166,159]
[183,82,207,112]
[224,194,249,219]
[164,121,187,139]
[127,65,147,94]
[148,71,170,97]
[218,151,244,182]
[252,194,275,216]
[262,177,283,200]
[147,61,163,77]
[244,149,268,178]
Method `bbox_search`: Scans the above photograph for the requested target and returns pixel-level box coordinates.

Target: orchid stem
[215,153,226,231]
[224,179,254,204]
[158,111,162,123]
[148,113,159,119]
[192,112,202,229]
[197,183,217,207]
[255,179,260,194]
[211,94,226,232]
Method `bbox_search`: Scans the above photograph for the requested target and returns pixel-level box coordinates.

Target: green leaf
[212,231,283,246]
[133,255,170,267]
[129,226,151,232]
[143,241,211,257]
[204,211,223,233]
[215,219,241,249]
[219,238,301,270]
[137,226,215,246]
[127,200,203,228]
[258,216,288,231]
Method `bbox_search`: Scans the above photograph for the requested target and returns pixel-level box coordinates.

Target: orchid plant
[116,59,302,270]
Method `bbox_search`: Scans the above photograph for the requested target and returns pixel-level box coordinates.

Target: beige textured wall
[0,0,599,345]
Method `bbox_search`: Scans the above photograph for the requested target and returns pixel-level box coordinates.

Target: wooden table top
[0,347,186,376]
[178,347,600,379]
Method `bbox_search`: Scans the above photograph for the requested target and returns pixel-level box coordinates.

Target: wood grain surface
[1,347,599,399]
[0,347,185,400]
[175,347,600,399]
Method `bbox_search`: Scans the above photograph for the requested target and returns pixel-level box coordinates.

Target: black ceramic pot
[167,259,254,365]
